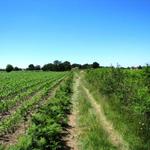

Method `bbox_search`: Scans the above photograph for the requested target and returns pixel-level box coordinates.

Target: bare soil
[63,74,80,150]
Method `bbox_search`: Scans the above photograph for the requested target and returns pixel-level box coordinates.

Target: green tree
[14,66,22,71]
[72,63,81,69]
[63,61,71,71]
[53,60,61,66]
[35,65,41,70]
[92,62,100,69]
[6,64,13,72]
[81,64,92,69]
[28,64,35,70]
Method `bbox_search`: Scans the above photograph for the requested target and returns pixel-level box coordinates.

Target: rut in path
[81,84,129,150]
[64,74,80,150]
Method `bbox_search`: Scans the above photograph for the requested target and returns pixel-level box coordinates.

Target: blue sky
[0,0,150,68]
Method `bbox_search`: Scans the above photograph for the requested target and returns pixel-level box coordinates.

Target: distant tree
[0,69,5,71]
[14,67,19,71]
[53,60,61,71]
[92,62,100,69]
[6,64,13,72]
[63,61,71,71]
[42,61,72,71]
[34,65,41,70]
[81,64,92,69]
[58,63,65,71]
[53,60,61,66]
[138,65,142,69]
[42,63,54,71]
[14,66,22,71]
[28,64,35,70]
[131,66,136,70]
[42,64,48,71]
[72,64,81,69]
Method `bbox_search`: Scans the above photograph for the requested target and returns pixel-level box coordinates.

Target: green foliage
[0,72,66,137]
[92,62,100,69]
[85,68,150,149]
[42,60,71,71]
[14,67,22,71]
[28,64,35,70]
[0,145,5,150]
[143,64,150,91]
[6,64,14,72]
[8,74,73,150]
[77,86,117,150]
[42,60,100,71]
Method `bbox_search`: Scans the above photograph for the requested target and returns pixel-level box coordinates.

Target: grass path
[66,71,129,150]
[82,86,129,150]
[81,73,129,150]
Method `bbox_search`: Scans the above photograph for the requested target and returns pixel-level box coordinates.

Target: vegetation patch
[85,67,150,150]
[5,74,73,150]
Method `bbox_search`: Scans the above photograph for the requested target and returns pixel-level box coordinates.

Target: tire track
[81,84,129,150]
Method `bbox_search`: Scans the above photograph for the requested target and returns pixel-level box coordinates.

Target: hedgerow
[85,67,150,149]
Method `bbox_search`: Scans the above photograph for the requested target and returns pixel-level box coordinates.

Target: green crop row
[0,74,65,114]
[0,76,65,137]
[5,73,73,150]
[0,72,66,99]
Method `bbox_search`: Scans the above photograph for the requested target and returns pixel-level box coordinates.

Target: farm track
[0,77,61,121]
[80,73,129,150]
[64,72,129,150]
[0,77,65,147]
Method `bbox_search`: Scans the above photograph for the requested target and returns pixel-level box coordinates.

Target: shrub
[6,64,13,72]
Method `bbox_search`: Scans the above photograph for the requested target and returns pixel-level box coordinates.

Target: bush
[6,64,13,72]
[85,68,150,148]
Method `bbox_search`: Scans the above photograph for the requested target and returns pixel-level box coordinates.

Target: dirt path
[65,72,129,150]
[81,84,129,150]
[64,73,80,150]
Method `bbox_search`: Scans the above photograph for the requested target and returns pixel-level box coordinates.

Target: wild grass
[77,85,117,150]
[88,89,145,150]
[84,69,150,150]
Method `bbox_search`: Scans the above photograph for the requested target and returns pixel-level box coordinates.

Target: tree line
[5,61,100,72]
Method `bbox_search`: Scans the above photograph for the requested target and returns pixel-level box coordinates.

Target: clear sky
[0,0,150,68]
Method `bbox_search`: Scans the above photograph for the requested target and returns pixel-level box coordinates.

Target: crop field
[0,71,73,150]
[1,0,150,149]
[0,68,150,150]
